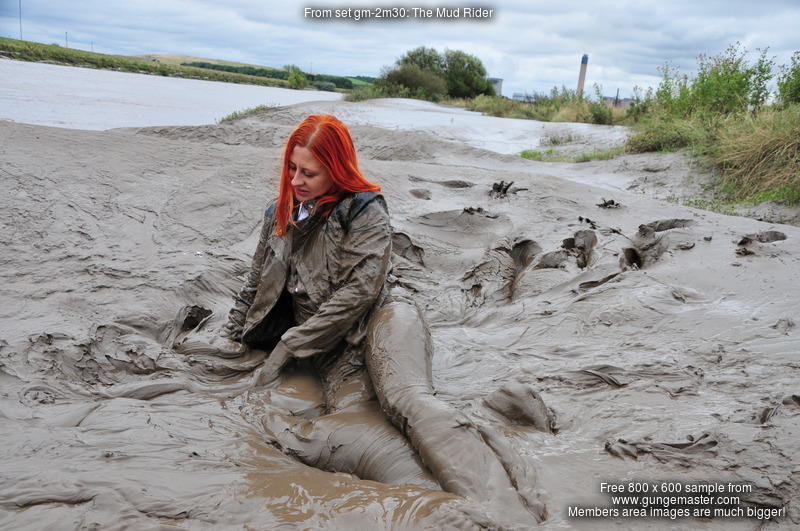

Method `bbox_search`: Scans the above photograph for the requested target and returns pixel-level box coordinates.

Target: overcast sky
[2,0,798,98]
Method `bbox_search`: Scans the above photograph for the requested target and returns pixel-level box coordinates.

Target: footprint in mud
[645,219,693,232]
[462,237,542,304]
[399,208,538,307]
[596,197,621,208]
[490,180,522,198]
[735,230,787,257]
[619,219,694,271]
[509,239,541,295]
[409,188,431,200]
[439,180,475,188]
[605,432,719,466]
[409,175,476,189]
[754,404,782,424]
[405,207,511,253]
[782,394,800,407]
[745,230,787,243]
[535,229,597,270]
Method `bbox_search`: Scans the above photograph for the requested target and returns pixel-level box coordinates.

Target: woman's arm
[279,197,391,359]
[226,204,276,341]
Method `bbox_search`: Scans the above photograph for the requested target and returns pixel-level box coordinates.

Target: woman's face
[289,146,334,202]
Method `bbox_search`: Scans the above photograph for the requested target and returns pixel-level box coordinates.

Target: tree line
[181,61,356,91]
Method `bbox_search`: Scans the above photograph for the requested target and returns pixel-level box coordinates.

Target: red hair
[274,114,380,236]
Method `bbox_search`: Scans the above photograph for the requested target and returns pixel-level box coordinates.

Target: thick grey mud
[2,107,800,530]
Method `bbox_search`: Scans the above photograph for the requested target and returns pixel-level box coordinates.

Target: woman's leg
[261,349,439,489]
[365,299,547,527]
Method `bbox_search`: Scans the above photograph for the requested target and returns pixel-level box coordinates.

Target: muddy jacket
[228,192,392,361]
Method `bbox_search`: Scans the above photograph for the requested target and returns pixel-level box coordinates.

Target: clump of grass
[707,105,800,203]
[456,94,541,119]
[669,195,739,217]
[452,89,629,125]
[520,149,569,162]
[520,146,625,163]
[626,114,706,153]
[344,85,385,102]
[573,146,626,163]
[541,131,582,146]
[217,104,278,123]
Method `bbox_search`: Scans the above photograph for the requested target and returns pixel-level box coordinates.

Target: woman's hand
[174,327,247,357]
[252,342,292,388]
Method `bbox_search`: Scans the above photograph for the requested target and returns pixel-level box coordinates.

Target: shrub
[690,43,773,116]
[654,62,692,116]
[777,51,800,106]
[285,64,308,89]
[313,81,338,92]
[442,49,495,98]
[379,46,494,101]
[626,114,704,153]
[708,105,800,201]
[587,84,613,125]
[218,104,278,123]
[398,46,444,73]
[627,85,653,122]
[384,63,447,100]
[344,85,384,102]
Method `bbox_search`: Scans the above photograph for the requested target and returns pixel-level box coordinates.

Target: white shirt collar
[297,202,311,221]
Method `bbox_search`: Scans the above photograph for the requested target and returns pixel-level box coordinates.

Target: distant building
[489,77,503,97]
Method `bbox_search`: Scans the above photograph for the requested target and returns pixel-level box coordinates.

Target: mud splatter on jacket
[228,192,391,362]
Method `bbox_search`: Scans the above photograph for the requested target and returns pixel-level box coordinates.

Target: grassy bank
[471,46,800,209]
[621,45,800,206]
[348,42,799,210]
[0,37,289,88]
[449,89,629,126]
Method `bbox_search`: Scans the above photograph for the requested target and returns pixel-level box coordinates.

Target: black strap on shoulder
[335,192,385,231]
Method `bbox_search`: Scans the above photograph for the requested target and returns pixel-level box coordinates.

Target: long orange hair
[274,114,380,237]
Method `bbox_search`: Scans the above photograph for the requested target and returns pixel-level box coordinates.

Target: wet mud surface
[2,103,800,529]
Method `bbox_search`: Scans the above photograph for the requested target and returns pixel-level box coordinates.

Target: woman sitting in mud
[223,114,435,488]
[224,114,544,527]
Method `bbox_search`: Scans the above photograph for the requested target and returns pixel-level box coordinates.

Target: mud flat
[1,99,799,529]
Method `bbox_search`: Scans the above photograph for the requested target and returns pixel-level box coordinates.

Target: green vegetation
[520,146,624,163]
[777,52,800,105]
[521,149,565,162]
[217,104,278,123]
[573,147,626,162]
[706,105,800,202]
[182,61,354,91]
[625,43,800,205]
[4,34,797,212]
[346,45,494,102]
[284,64,309,90]
[0,36,366,94]
[449,84,628,125]
[473,42,800,211]
[0,36,291,88]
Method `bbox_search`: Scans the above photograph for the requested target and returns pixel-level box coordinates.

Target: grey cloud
[2,0,797,98]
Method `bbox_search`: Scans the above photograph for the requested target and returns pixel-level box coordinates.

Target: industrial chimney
[577,54,588,97]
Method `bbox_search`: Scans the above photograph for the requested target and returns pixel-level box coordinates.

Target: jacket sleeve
[279,198,391,359]
[227,205,275,341]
